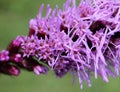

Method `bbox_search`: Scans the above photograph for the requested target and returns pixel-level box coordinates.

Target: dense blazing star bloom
[0,0,120,89]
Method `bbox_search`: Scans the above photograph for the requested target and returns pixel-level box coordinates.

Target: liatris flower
[0,0,120,89]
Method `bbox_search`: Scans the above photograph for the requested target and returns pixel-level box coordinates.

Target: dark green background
[0,0,120,92]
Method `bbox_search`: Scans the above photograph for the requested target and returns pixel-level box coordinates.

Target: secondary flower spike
[0,0,120,89]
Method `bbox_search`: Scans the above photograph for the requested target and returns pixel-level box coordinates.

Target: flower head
[0,0,120,89]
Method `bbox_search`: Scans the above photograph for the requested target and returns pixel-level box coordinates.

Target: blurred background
[0,0,120,92]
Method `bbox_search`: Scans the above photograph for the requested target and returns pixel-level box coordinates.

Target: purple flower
[33,65,49,75]
[21,35,40,57]
[0,50,9,61]
[12,54,23,63]
[0,63,20,76]
[1,0,120,89]
[7,36,22,55]
[21,57,49,75]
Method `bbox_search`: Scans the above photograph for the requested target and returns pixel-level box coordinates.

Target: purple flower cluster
[0,0,120,88]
